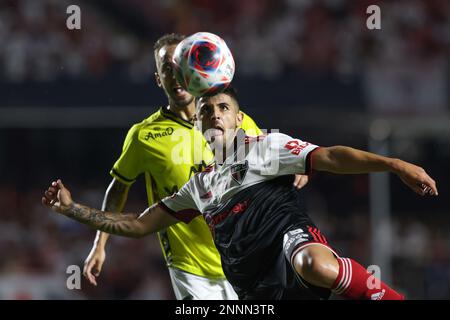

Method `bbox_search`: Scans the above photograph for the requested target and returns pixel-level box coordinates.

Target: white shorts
[168,267,238,300]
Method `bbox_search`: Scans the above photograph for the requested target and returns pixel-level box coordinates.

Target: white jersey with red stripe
[160,130,320,221]
[159,129,324,299]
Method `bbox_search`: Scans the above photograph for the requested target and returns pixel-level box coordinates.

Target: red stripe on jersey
[312,227,326,244]
[244,135,266,144]
[317,229,328,244]
[308,226,319,242]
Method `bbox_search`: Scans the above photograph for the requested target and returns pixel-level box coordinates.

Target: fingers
[401,166,438,197]
[423,175,438,196]
[43,189,57,204]
[83,262,98,286]
[43,179,65,208]
[416,172,438,196]
[92,267,100,277]
[57,179,65,190]
[42,196,51,207]
[418,182,438,196]
[413,183,428,196]
[293,175,309,190]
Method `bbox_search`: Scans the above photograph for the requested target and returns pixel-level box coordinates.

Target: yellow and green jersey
[110,106,261,279]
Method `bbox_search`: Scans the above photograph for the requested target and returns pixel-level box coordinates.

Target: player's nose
[211,105,222,119]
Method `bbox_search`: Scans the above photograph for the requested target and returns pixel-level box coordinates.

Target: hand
[293,174,309,190]
[394,160,438,196]
[83,246,106,286]
[42,179,73,213]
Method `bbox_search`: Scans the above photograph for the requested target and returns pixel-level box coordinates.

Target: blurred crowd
[1,0,449,112]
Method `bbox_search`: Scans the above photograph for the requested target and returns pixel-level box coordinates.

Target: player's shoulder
[244,134,267,144]
[119,109,163,146]
[256,132,296,152]
[127,108,165,134]
[266,132,293,141]
[262,132,292,144]
[140,108,166,127]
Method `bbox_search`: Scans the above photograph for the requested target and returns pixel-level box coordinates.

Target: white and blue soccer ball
[172,32,235,97]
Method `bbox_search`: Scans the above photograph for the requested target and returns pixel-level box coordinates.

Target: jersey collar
[217,128,248,166]
[160,106,194,129]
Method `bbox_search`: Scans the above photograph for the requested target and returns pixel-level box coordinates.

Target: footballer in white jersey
[159,129,328,299]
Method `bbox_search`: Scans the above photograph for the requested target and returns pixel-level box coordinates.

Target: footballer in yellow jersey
[110,106,261,280]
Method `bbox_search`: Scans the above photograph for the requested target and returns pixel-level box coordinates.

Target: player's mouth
[205,125,224,142]
[211,124,224,136]
[172,86,187,97]
[210,129,224,137]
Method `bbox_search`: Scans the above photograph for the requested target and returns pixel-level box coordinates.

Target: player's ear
[236,110,243,127]
[155,72,162,88]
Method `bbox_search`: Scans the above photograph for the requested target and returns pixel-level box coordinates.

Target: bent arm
[61,202,178,238]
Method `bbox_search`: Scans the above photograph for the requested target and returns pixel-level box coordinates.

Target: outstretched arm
[42,180,178,238]
[311,146,438,196]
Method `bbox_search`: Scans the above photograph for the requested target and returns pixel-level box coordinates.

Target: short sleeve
[159,181,201,224]
[262,133,320,176]
[110,124,144,185]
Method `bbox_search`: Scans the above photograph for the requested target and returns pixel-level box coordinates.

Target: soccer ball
[172,32,235,97]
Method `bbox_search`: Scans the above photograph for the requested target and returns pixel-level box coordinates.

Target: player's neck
[213,130,241,164]
[167,101,196,123]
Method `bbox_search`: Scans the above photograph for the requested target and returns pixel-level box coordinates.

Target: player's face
[196,93,243,148]
[154,44,194,107]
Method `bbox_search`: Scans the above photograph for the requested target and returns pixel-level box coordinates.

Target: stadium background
[0,0,449,299]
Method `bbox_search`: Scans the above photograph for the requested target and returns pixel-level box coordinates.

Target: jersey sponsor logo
[144,127,174,140]
[205,199,249,236]
[289,228,304,235]
[284,140,310,156]
[230,160,248,185]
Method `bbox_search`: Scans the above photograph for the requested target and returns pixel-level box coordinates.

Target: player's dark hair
[153,33,186,52]
[195,86,240,111]
[221,86,239,107]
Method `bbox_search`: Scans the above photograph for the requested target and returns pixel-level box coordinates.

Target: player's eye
[220,104,229,111]
[200,105,211,115]
[163,63,173,73]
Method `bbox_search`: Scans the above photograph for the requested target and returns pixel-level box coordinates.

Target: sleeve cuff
[110,168,137,186]
[305,146,321,176]
[158,201,201,224]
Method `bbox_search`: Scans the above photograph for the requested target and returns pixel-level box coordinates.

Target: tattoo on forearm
[65,203,141,237]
